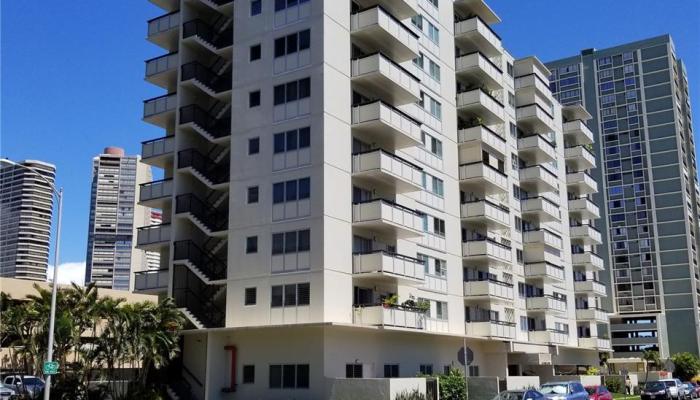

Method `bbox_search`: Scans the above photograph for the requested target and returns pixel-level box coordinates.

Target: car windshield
[646,382,665,391]
[665,381,676,387]
[493,391,524,400]
[22,378,42,385]
[586,387,597,395]
[540,385,568,395]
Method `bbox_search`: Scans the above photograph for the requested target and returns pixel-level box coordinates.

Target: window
[420,364,433,375]
[272,229,311,254]
[508,92,515,107]
[244,287,257,305]
[271,283,310,307]
[411,15,423,30]
[275,0,310,11]
[243,365,255,383]
[384,364,399,378]
[251,0,262,15]
[272,178,311,204]
[248,137,260,155]
[420,92,441,119]
[509,122,517,138]
[246,236,258,253]
[273,127,310,153]
[598,69,613,79]
[346,364,363,378]
[597,56,612,67]
[435,301,447,320]
[468,366,480,377]
[269,364,309,389]
[274,77,310,105]
[427,21,439,44]
[274,29,311,58]
[250,44,261,61]
[624,64,635,74]
[247,186,259,204]
[421,131,443,157]
[507,63,514,77]
[433,217,445,236]
[249,90,261,107]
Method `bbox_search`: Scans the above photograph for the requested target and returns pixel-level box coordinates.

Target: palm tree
[642,350,661,383]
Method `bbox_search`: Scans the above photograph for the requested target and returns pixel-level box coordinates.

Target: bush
[440,368,467,400]
[670,352,700,381]
[586,367,600,375]
[395,389,426,400]
[606,376,624,393]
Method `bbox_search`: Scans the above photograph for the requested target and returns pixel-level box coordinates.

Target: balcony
[568,197,600,219]
[528,329,568,345]
[574,280,607,296]
[178,149,230,188]
[351,100,422,148]
[353,0,418,19]
[465,320,516,340]
[143,93,177,128]
[149,0,179,13]
[181,62,232,98]
[523,228,563,249]
[460,200,509,229]
[134,269,168,294]
[517,135,556,164]
[520,197,560,223]
[459,162,508,195]
[147,11,180,51]
[457,125,506,158]
[526,296,567,314]
[519,165,558,193]
[565,146,596,170]
[350,6,419,62]
[179,105,231,142]
[455,52,503,90]
[352,149,423,192]
[353,305,425,330]
[462,238,511,266]
[570,224,602,245]
[515,73,552,107]
[516,103,553,134]
[566,171,598,195]
[136,223,171,250]
[182,19,233,53]
[175,194,228,236]
[563,120,594,146]
[454,16,502,57]
[141,135,174,168]
[524,262,565,284]
[351,52,421,104]
[352,251,425,284]
[352,199,423,238]
[456,88,505,124]
[145,52,178,89]
[173,240,227,282]
[576,307,608,322]
[463,279,514,303]
[579,337,611,350]
[139,179,173,208]
[572,252,604,271]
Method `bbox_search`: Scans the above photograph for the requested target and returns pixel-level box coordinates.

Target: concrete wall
[326,377,427,400]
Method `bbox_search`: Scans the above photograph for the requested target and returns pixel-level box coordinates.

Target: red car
[586,386,613,400]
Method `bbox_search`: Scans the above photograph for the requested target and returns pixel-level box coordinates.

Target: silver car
[2,375,44,399]
[540,382,589,400]
[0,384,16,400]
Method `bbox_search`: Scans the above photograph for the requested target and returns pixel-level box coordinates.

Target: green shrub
[394,389,426,400]
[440,368,467,400]
[605,376,623,393]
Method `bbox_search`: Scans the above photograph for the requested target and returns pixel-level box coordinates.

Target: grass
[612,393,641,400]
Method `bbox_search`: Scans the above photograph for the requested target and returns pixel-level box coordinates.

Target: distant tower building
[0,160,56,281]
[146,210,162,271]
[85,147,153,290]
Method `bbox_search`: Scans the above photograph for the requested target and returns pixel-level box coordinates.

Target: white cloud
[47,261,86,286]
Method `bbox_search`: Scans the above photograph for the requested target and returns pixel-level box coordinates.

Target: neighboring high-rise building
[138,0,609,396]
[546,35,700,358]
[84,147,154,291]
[146,210,163,270]
[0,160,56,281]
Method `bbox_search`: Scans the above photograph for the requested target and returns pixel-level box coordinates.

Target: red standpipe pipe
[224,345,237,392]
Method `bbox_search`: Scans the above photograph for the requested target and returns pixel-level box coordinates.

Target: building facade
[138,0,609,397]
[84,147,155,291]
[546,35,700,358]
[0,160,56,281]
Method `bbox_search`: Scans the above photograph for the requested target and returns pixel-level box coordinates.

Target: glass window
[271,286,283,307]
[298,177,310,199]
[273,182,285,204]
[251,0,262,16]
[248,137,260,154]
[250,44,261,61]
[246,236,258,253]
[274,133,286,153]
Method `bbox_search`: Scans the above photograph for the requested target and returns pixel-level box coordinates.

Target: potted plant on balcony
[416,299,430,313]
[382,294,398,308]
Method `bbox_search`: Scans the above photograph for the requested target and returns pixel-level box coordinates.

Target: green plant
[394,389,426,400]
[440,368,467,400]
[585,366,600,375]
[670,352,700,381]
[383,294,399,307]
[416,299,430,313]
[642,350,661,383]
[605,376,623,393]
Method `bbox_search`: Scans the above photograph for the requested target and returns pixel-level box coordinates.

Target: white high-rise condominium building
[85,147,155,290]
[0,160,56,281]
[138,0,610,397]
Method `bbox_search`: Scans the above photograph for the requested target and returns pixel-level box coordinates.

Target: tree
[642,350,661,383]
[439,368,467,400]
[670,353,700,381]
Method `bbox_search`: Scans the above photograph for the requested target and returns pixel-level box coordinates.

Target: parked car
[540,381,589,400]
[586,385,613,400]
[2,375,44,399]
[659,379,685,400]
[682,383,698,399]
[0,383,16,400]
[642,381,671,400]
[493,389,547,400]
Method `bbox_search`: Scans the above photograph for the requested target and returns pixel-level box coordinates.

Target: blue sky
[2,1,699,283]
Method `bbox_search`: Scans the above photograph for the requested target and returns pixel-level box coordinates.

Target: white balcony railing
[465,321,516,339]
[351,52,421,104]
[463,280,514,301]
[136,224,171,247]
[352,199,423,236]
[563,120,594,145]
[350,6,419,61]
[139,179,173,203]
[576,308,608,322]
[460,200,509,227]
[522,229,563,249]
[572,252,604,271]
[457,125,507,156]
[459,162,508,193]
[142,135,174,159]
[353,305,425,329]
[352,251,425,282]
[462,239,511,264]
[526,296,567,313]
[455,51,503,90]
[574,280,607,296]
[457,88,505,124]
[529,330,568,344]
[454,16,502,57]
[351,100,422,146]
[352,149,423,190]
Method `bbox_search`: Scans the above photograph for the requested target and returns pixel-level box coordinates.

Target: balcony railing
[563,120,594,145]
[454,15,502,57]
[568,197,600,219]
[523,228,563,249]
[460,199,510,228]
[457,124,506,157]
[462,238,511,264]
[178,148,230,185]
[143,93,177,118]
[179,104,231,139]
[145,52,179,77]
[352,251,425,282]
[566,171,598,195]
[351,52,421,104]
[182,19,233,50]
[571,251,604,271]
[574,279,607,296]
[136,223,171,247]
[517,134,556,163]
[148,11,180,37]
[465,320,516,339]
[463,279,514,302]
[140,178,173,203]
[525,295,567,313]
[518,165,558,192]
[456,88,505,124]
[459,161,508,194]
[524,262,565,283]
[175,193,228,233]
[353,304,426,329]
[173,240,227,281]
[351,100,422,146]
[570,224,602,245]
[142,135,174,160]
[352,199,424,236]
[455,51,503,90]
[352,149,423,191]
[520,196,560,222]
[564,145,596,170]
[181,62,232,93]
[134,269,168,292]
[528,329,568,344]
[575,307,608,322]
[350,5,419,62]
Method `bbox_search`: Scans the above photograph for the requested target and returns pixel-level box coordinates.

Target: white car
[659,379,685,400]
[0,383,16,400]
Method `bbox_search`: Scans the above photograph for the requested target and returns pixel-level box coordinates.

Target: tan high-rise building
[137,0,610,397]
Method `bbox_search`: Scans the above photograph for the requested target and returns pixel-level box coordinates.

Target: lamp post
[1,159,63,400]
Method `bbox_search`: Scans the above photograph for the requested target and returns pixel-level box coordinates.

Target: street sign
[43,361,59,375]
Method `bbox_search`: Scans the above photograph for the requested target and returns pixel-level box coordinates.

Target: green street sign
[43,361,59,375]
